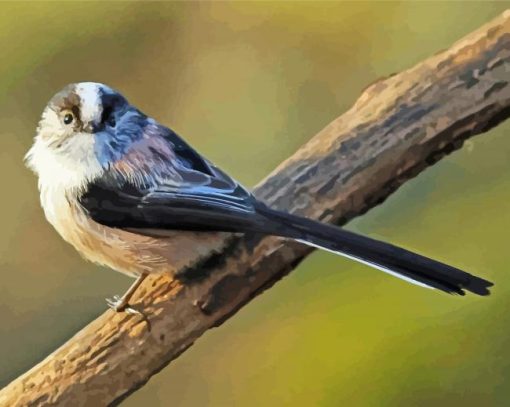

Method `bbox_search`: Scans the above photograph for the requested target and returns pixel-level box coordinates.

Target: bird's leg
[106,273,148,312]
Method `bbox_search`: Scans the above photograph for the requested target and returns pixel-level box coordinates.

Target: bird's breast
[39,184,224,277]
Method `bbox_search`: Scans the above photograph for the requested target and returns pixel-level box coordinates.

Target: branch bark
[3,11,510,407]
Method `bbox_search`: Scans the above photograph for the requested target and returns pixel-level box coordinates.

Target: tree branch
[3,11,510,407]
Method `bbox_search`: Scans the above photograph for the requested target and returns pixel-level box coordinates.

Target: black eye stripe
[98,87,128,121]
[100,92,124,108]
[71,105,81,120]
[101,106,115,126]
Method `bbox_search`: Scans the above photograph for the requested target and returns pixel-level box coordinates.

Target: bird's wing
[79,127,270,234]
[79,123,494,296]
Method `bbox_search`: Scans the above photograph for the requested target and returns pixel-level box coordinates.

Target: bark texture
[3,11,510,407]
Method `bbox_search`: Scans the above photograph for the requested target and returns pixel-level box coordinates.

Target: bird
[25,82,493,313]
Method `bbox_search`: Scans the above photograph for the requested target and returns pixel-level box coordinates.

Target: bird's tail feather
[255,204,492,296]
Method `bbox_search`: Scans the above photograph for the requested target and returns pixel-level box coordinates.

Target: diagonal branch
[3,10,510,407]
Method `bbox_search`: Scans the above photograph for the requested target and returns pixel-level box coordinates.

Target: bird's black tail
[255,204,492,296]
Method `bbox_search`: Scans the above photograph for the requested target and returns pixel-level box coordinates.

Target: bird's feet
[106,295,142,315]
[106,295,128,312]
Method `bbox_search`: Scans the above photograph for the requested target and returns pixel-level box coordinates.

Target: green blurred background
[1,1,510,406]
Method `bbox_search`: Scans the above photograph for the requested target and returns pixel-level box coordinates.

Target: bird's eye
[63,111,75,125]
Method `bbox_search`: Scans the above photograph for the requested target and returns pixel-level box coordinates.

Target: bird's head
[26,82,150,192]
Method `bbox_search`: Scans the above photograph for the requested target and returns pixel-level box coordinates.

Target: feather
[79,123,493,296]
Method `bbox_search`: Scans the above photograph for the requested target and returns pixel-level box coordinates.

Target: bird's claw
[106,295,127,312]
[106,295,143,316]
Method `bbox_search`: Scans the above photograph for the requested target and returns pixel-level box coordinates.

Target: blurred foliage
[1,2,510,406]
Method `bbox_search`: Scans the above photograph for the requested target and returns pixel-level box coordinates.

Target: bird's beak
[83,121,101,133]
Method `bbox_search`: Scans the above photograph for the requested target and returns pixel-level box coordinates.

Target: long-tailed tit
[25,83,493,312]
